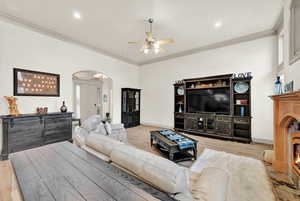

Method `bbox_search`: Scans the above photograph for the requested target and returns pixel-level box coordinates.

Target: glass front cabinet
[121,88,141,128]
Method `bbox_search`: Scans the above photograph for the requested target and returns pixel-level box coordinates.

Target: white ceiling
[0,0,283,65]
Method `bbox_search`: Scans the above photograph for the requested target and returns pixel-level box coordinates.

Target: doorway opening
[72,71,113,121]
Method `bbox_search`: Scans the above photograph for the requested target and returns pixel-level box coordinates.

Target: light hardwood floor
[0,160,12,201]
[0,125,298,201]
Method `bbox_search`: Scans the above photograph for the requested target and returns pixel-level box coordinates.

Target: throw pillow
[105,122,112,135]
[94,122,108,135]
[82,115,102,132]
[190,168,228,201]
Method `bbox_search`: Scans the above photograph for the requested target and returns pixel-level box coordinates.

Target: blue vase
[240,106,245,117]
[274,76,283,95]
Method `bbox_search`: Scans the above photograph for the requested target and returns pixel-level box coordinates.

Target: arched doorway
[72,71,113,121]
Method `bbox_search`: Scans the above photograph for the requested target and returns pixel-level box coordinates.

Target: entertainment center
[174,74,252,143]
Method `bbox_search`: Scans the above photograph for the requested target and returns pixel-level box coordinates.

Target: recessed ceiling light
[214,21,223,28]
[73,11,81,20]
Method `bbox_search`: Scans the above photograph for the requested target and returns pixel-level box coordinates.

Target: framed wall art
[13,68,60,97]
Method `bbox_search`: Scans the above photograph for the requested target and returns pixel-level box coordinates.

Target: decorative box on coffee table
[150,130,198,162]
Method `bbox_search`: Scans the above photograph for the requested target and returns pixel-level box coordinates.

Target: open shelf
[234,93,249,95]
[186,85,230,90]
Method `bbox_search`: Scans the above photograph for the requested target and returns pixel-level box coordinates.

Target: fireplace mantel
[271,91,300,173]
[270,91,300,101]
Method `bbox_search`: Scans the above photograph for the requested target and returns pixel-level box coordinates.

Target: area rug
[190,149,275,201]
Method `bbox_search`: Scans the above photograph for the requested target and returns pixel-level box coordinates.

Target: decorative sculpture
[4,96,20,116]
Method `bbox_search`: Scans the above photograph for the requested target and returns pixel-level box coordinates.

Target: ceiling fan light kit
[129,18,174,55]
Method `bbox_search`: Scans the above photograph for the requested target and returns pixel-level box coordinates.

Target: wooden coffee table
[150,130,198,162]
[10,142,175,201]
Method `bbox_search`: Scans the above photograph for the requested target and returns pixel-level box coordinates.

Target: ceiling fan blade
[157,39,175,45]
[128,42,144,44]
[146,32,153,40]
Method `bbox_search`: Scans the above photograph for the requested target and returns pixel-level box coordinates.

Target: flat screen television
[187,88,230,114]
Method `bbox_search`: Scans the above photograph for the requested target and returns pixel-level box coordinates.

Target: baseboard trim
[252,138,274,145]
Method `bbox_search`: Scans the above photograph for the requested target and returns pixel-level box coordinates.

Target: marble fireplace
[271,91,300,186]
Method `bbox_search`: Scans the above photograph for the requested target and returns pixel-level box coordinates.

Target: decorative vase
[240,106,245,117]
[106,113,110,119]
[60,101,67,113]
[274,76,283,95]
[178,104,183,113]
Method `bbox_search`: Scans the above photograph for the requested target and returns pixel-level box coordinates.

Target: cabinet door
[135,91,140,112]
[215,121,232,136]
[44,115,72,144]
[184,117,198,130]
[133,112,140,126]
[7,117,43,153]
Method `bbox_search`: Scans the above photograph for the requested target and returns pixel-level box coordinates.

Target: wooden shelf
[232,115,251,118]
[175,122,184,125]
[234,128,249,132]
[234,92,249,95]
[186,85,230,90]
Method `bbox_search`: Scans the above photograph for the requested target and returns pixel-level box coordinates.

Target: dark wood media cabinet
[0,112,73,160]
[174,74,252,143]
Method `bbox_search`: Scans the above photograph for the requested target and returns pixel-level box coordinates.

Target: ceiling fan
[128,18,174,54]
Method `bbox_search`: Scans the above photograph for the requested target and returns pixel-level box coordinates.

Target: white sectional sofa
[73,130,229,201]
[72,115,230,201]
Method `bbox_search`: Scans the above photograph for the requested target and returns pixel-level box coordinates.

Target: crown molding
[0,11,139,66]
[273,8,284,33]
[138,29,276,66]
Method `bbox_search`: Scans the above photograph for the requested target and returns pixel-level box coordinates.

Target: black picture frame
[13,68,60,97]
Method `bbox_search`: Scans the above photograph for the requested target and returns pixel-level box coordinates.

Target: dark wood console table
[0,112,72,160]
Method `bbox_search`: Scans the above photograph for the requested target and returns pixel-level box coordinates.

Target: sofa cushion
[85,134,123,157]
[190,168,229,201]
[73,126,89,147]
[82,115,102,132]
[111,145,145,175]
[110,144,189,194]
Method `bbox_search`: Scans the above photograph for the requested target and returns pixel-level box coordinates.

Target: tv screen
[187,88,230,114]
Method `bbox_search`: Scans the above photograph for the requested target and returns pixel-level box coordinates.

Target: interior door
[80,84,100,121]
